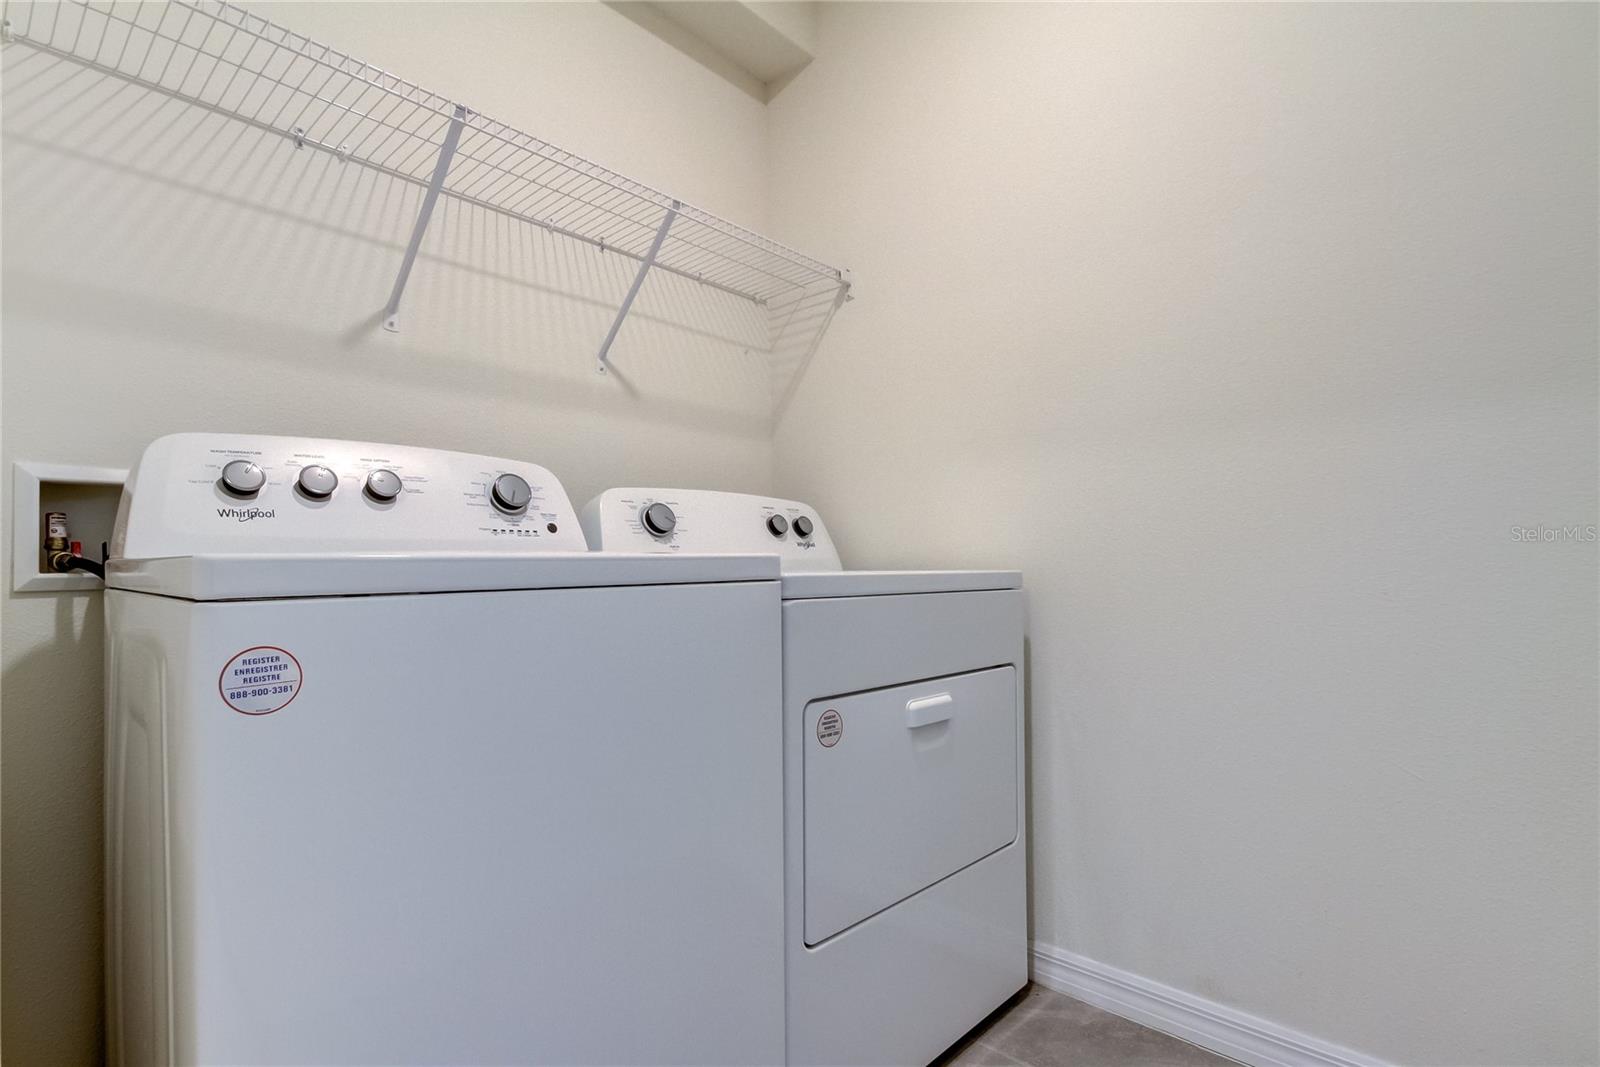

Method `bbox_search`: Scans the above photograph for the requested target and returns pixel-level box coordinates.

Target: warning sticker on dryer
[219,646,302,715]
[816,709,843,747]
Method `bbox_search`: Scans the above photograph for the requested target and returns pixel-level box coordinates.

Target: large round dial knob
[766,514,789,537]
[365,469,403,502]
[793,515,814,538]
[490,473,532,514]
[296,464,338,499]
[219,459,266,498]
[641,502,677,537]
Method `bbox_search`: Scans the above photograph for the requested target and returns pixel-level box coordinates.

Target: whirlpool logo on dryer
[216,507,276,522]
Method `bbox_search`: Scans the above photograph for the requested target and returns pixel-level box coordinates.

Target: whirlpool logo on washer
[216,507,276,522]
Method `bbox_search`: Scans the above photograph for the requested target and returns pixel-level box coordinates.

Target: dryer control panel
[581,489,842,572]
[112,433,588,559]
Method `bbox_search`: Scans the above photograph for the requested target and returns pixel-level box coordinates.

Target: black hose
[49,552,105,580]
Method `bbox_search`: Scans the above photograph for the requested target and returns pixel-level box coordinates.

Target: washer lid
[779,570,1021,600]
[107,552,779,601]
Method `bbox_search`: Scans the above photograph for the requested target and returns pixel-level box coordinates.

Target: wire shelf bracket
[383,103,467,333]
[0,0,854,406]
[597,201,678,373]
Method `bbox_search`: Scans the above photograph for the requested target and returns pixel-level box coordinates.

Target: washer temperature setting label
[219,646,303,716]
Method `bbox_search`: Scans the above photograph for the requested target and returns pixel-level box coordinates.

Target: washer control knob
[793,515,814,538]
[365,469,403,502]
[219,460,266,498]
[490,473,533,514]
[766,514,789,537]
[642,502,677,538]
[296,464,339,499]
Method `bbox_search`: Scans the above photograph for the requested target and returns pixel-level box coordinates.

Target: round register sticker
[816,708,843,747]
[219,646,302,716]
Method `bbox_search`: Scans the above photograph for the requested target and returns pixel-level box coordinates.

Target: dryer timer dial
[641,502,677,538]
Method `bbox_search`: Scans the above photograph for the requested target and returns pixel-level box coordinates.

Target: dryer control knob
[793,515,814,538]
[219,460,266,498]
[766,514,789,537]
[297,464,339,499]
[365,469,403,502]
[490,473,533,514]
[642,502,677,538]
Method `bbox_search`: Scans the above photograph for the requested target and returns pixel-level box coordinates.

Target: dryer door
[803,666,1018,945]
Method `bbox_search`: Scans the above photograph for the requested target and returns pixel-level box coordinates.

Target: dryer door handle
[906,692,954,728]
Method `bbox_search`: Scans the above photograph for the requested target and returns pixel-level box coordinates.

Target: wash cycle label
[219,646,302,715]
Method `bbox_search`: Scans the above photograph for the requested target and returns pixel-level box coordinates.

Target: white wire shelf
[0,0,850,396]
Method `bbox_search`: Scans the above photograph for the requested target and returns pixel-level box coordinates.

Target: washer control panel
[112,433,588,559]
[581,489,841,572]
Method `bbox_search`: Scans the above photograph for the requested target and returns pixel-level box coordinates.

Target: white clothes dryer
[583,488,1027,1066]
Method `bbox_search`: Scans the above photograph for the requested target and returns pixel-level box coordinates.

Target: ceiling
[607,2,819,102]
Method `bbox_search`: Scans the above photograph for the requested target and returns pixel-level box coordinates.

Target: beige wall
[767,4,1598,1065]
[1,3,773,1061]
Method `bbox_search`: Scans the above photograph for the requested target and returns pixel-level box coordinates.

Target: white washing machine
[104,435,786,1067]
[582,489,1027,1066]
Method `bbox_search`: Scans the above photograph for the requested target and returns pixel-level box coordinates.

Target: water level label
[219,646,302,716]
[816,708,843,748]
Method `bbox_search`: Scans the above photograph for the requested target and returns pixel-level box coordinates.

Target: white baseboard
[1029,941,1390,1067]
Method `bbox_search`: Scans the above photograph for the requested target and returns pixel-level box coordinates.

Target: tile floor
[934,984,1234,1067]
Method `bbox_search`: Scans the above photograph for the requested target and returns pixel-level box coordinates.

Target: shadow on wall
[1,43,785,437]
[0,594,109,1064]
